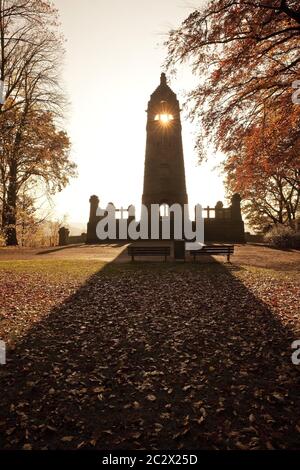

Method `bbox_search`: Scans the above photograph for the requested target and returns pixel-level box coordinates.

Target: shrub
[290,231,300,249]
[264,225,300,249]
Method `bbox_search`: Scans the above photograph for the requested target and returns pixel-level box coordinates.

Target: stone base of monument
[173,240,186,261]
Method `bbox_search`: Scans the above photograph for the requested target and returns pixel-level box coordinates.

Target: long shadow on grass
[0,258,299,450]
[36,244,86,255]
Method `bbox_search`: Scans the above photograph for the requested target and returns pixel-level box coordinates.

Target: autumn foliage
[166,0,300,229]
[0,0,76,245]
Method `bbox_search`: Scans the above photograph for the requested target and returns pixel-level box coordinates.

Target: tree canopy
[166,0,300,230]
[0,0,76,245]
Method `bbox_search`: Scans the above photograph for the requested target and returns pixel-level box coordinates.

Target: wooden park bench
[190,244,234,262]
[128,245,170,262]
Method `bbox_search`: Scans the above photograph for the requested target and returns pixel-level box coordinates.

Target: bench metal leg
[131,255,134,262]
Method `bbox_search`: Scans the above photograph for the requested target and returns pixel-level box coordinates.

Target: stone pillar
[231,193,242,221]
[215,201,224,219]
[87,195,100,244]
[58,227,69,246]
[89,195,99,222]
[173,240,185,261]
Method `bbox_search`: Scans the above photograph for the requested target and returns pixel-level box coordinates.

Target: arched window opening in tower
[154,114,174,123]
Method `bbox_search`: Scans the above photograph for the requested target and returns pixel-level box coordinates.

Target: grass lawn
[0,247,299,449]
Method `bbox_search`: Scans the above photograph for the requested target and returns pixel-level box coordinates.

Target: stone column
[231,193,242,221]
[89,195,99,222]
[58,227,69,246]
[87,195,100,244]
[215,201,224,219]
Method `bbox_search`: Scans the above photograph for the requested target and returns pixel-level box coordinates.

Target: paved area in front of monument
[0,244,299,449]
[1,242,300,271]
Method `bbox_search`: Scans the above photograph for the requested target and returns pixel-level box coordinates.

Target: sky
[52,0,226,233]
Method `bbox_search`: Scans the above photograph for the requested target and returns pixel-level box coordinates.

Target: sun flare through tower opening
[154,113,174,123]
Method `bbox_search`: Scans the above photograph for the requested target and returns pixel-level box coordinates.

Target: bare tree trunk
[4,157,18,245]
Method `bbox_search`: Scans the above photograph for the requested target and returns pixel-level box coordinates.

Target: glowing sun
[154,113,174,123]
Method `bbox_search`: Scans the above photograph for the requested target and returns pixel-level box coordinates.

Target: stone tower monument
[83,72,245,245]
[142,73,188,209]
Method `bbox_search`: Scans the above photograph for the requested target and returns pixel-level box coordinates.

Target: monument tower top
[160,72,167,85]
[142,73,188,209]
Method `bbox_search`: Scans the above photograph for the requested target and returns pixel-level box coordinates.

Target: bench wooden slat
[190,249,234,252]
[190,245,234,262]
[190,247,233,253]
[128,249,170,253]
[128,246,170,262]
[128,248,170,251]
